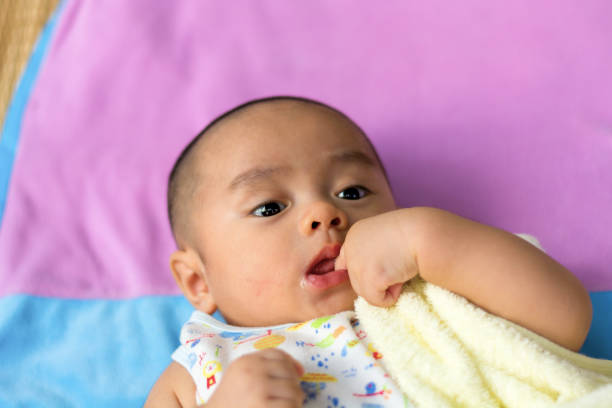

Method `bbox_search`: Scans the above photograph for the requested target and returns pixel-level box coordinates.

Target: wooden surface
[0,0,60,131]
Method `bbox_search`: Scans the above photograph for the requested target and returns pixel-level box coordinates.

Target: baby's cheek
[243,276,284,298]
[253,284,266,298]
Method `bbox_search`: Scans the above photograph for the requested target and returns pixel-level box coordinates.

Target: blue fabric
[580,291,612,360]
[0,1,65,227]
[0,295,194,407]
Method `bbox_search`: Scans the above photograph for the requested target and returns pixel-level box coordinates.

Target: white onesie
[172,310,411,407]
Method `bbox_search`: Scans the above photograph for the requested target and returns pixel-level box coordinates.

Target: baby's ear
[170,248,216,314]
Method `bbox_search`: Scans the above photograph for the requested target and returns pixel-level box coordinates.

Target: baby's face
[188,102,396,326]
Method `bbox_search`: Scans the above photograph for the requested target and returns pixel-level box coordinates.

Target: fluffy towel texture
[355,278,612,407]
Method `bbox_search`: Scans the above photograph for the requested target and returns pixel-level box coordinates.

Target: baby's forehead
[212,100,354,138]
[198,101,366,159]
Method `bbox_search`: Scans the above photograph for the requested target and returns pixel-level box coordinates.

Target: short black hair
[167,96,389,247]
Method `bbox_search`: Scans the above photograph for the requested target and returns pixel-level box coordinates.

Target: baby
[145,96,592,407]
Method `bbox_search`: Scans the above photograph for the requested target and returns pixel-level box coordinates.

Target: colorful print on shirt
[172,310,412,407]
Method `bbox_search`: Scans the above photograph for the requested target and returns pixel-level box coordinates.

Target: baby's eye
[337,186,370,200]
[251,202,287,217]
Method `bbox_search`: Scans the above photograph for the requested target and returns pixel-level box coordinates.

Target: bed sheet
[1,1,611,407]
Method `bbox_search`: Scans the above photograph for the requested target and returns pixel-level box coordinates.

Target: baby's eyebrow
[228,150,376,191]
[228,166,291,191]
[328,150,377,167]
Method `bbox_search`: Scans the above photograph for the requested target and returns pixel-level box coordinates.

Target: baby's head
[167,97,396,326]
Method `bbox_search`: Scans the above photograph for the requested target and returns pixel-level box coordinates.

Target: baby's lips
[334,246,347,271]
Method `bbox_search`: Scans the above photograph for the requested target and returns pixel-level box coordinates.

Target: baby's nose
[299,201,348,236]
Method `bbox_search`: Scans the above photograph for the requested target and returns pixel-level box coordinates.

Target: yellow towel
[355,277,612,407]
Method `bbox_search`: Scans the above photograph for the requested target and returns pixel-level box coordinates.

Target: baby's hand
[207,349,304,408]
[335,209,419,307]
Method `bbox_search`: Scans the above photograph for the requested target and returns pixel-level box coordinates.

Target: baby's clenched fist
[335,208,420,307]
[206,348,304,408]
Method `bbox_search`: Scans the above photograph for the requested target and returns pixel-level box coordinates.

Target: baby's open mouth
[309,258,336,275]
[303,243,349,290]
[305,243,342,276]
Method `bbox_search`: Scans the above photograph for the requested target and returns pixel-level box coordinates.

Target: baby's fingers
[356,271,404,308]
[382,282,404,306]
[259,350,305,406]
[264,358,304,381]
[267,378,305,406]
[260,349,304,377]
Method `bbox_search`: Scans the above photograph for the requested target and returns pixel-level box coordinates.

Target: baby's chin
[221,289,358,327]
[295,288,358,322]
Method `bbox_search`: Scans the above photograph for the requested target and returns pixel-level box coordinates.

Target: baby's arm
[145,362,198,408]
[144,349,304,408]
[338,207,593,351]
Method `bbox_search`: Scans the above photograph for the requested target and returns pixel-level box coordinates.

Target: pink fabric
[1,0,611,298]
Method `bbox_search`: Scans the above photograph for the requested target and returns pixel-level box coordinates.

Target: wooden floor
[0,0,60,131]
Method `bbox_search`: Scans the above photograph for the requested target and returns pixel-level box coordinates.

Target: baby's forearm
[401,207,592,351]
